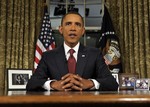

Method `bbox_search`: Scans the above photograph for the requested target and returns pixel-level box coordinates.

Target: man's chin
[68,42,78,47]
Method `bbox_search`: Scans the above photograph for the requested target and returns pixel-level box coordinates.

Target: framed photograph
[7,69,32,90]
[119,73,138,90]
[134,79,149,90]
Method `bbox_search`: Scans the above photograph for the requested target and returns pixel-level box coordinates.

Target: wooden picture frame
[7,69,32,90]
[119,73,138,90]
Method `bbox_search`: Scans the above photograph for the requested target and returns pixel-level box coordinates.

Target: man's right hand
[50,75,74,91]
[50,73,92,91]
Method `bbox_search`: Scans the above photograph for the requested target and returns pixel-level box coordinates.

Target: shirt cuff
[90,79,100,90]
[43,80,56,91]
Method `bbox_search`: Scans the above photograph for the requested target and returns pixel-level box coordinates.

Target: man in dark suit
[26,12,118,91]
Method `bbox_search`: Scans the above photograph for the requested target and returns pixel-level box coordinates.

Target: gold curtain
[105,0,150,78]
[0,0,44,90]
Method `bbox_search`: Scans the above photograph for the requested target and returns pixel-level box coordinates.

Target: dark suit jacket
[26,44,118,91]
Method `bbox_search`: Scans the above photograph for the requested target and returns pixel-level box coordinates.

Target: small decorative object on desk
[7,69,32,90]
[134,79,149,90]
[119,73,138,90]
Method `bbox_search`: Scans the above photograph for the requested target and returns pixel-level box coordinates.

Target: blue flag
[96,5,122,73]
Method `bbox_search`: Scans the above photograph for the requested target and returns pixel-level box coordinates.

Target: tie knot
[69,49,75,56]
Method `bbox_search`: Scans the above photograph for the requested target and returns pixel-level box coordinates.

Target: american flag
[34,12,55,70]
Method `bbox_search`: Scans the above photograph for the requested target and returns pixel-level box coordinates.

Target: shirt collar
[64,42,80,55]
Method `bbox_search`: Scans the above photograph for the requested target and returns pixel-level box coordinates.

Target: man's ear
[58,26,63,35]
[81,27,85,36]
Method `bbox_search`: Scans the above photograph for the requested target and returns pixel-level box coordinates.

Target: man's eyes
[76,23,81,27]
[65,22,71,26]
[65,22,82,27]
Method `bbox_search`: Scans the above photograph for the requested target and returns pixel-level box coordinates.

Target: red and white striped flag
[34,12,55,71]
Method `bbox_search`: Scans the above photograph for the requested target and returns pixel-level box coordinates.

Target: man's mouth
[69,34,77,37]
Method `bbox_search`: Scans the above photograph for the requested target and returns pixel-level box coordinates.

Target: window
[47,0,103,47]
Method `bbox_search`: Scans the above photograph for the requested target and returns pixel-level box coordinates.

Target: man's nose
[70,24,76,30]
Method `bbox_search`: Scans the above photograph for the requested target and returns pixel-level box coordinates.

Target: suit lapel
[76,44,87,76]
[55,44,88,77]
[55,45,68,77]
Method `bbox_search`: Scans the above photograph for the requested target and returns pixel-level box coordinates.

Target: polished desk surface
[1,90,150,107]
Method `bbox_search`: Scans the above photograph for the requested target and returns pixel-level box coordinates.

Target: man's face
[59,14,85,48]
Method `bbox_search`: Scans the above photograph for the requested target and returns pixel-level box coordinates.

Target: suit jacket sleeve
[93,49,119,91]
[79,47,118,91]
[26,52,51,91]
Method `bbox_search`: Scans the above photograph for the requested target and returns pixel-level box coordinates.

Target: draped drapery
[105,0,150,78]
[0,0,44,90]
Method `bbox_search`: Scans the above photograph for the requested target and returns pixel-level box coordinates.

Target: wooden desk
[0,90,150,107]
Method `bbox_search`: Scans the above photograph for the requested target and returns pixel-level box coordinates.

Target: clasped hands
[50,73,94,91]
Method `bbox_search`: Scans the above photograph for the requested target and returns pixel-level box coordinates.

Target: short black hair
[61,12,84,26]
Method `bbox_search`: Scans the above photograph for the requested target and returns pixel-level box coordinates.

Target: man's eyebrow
[75,22,82,24]
[64,21,82,26]
[64,21,72,25]
[65,21,71,23]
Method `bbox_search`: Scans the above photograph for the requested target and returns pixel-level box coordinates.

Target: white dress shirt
[43,42,100,91]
